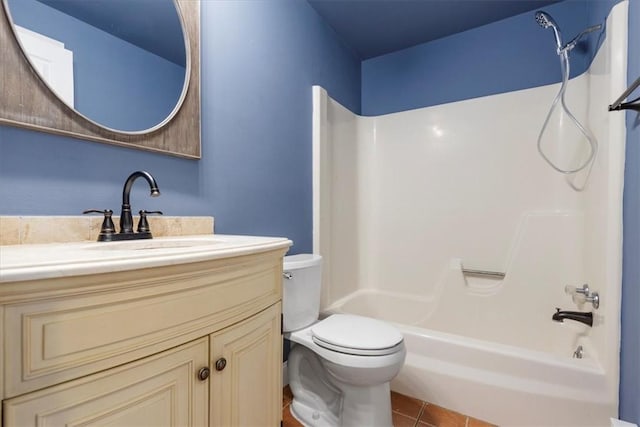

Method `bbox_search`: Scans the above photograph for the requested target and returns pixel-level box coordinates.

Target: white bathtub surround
[611,419,639,427]
[312,2,628,426]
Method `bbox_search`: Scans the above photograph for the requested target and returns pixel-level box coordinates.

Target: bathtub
[325,289,616,426]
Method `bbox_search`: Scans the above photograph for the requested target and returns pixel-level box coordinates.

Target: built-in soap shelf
[450,210,585,297]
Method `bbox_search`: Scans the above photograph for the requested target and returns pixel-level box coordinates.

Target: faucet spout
[120,171,160,234]
[552,308,593,327]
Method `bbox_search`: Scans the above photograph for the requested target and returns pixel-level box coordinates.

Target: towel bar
[461,266,506,279]
[608,76,640,112]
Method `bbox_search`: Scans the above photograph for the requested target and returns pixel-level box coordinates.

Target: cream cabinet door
[3,337,209,426]
[210,303,282,427]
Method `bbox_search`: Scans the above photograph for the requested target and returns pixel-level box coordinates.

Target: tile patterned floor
[282,386,496,427]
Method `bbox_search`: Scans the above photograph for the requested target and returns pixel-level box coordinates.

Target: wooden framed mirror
[0,0,200,159]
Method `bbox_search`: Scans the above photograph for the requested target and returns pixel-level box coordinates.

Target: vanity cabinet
[210,303,282,427]
[4,337,210,426]
[0,243,288,427]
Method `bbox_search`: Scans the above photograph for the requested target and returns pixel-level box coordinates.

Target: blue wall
[7,0,185,131]
[620,0,640,423]
[362,1,609,116]
[199,0,360,252]
[0,0,360,256]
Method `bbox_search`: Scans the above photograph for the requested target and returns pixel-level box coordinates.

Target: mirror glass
[3,0,188,134]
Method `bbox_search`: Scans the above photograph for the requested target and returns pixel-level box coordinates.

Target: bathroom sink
[0,234,291,283]
[84,237,224,251]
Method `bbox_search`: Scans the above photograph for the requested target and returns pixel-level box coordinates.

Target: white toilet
[283,254,406,427]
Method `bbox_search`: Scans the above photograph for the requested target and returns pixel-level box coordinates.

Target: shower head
[534,11,556,28]
[536,10,604,54]
[535,11,563,52]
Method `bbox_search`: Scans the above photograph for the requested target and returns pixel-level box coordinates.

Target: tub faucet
[120,171,160,234]
[552,308,593,327]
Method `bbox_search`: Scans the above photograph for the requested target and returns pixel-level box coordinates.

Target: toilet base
[288,344,394,427]
[290,399,339,427]
[290,382,393,427]
[338,382,393,427]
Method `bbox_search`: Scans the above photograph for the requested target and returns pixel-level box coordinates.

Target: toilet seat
[312,337,404,356]
[310,314,404,356]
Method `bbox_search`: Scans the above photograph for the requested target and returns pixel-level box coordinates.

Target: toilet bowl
[283,254,406,427]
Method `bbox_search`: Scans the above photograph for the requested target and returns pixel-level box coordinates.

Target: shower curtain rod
[609,76,640,112]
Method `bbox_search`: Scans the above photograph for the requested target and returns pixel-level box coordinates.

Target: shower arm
[609,76,640,112]
[559,24,602,54]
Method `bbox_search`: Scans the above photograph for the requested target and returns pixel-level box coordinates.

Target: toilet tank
[282,254,322,332]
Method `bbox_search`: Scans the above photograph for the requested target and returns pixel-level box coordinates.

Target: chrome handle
[565,284,590,296]
[198,367,210,381]
[565,284,599,309]
[283,272,293,280]
[573,345,584,359]
[565,284,589,305]
[586,292,600,310]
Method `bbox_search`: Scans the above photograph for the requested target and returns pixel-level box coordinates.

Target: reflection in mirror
[4,0,189,134]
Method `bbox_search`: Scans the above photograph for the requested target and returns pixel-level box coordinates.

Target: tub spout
[552,308,593,327]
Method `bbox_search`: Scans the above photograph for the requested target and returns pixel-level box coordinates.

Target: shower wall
[313,0,626,415]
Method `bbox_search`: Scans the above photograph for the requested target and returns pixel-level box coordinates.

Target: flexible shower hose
[537,50,598,174]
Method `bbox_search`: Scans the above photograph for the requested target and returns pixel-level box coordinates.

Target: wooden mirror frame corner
[0,0,201,159]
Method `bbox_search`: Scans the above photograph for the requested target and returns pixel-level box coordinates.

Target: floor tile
[282,387,494,427]
[283,385,293,407]
[391,390,424,419]
[467,416,497,427]
[418,403,466,427]
[393,410,418,427]
[282,404,304,427]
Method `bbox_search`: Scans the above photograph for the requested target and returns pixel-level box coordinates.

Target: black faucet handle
[137,210,163,233]
[83,209,116,241]
[83,209,112,214]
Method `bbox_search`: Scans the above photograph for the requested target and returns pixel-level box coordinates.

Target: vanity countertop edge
[0,234,293,284]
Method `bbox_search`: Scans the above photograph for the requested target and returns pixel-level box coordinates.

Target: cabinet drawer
[4,253,282,397]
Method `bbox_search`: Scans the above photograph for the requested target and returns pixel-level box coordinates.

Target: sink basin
[85,238,223,251]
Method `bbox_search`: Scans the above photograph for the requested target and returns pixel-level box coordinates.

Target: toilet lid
[311,315,403,356]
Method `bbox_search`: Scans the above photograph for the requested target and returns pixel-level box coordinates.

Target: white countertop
[0,235,292,283]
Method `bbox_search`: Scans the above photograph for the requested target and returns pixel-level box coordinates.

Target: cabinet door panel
[210,303,282,427]
[4,252,281,398]
[3,338,209,427]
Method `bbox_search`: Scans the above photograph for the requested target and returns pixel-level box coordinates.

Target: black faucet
[552,308,593,327]
[120,171,160,234]
[83,171,162,241]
